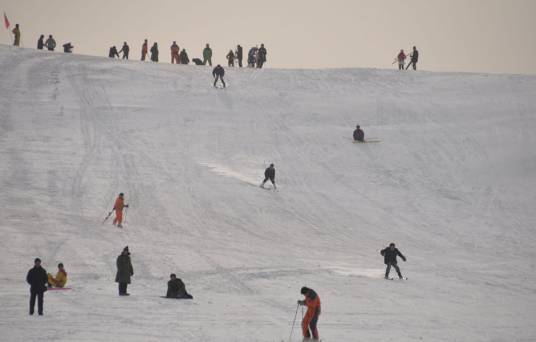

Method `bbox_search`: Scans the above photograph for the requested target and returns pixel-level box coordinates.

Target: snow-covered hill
[1,45,535,342]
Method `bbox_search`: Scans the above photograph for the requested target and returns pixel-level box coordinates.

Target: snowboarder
[297,286,321,340]
[170,41,180,64]
[213,64,226,88]
[109,46,119,58]
[406,46,419,70]
[37,35,44,50]
[257,44,267,68]
[26,258,48,315]
[12,24,20,46]
[47,263,68,288]
[203,43,212,66]
[141,39,148,61]
[397,49,406,70]
[226,49,235,67]
[380,242,407,279]
[45,35,56,51]
[112,193,129,228]
[119,42,129,59]
[353,125,364,142]
[166,274,193,299]
[180,49,190,64]
[115,246,134,296]
[236,45,243,67]
[150,42,159,62]
[260,163,276,189]
[63,42,73,53]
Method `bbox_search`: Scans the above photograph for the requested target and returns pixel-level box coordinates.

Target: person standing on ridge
[112,193,129,228]
[119,42,129,59]
[203,43,213,66]
[47,263,68,288]
[257,43,267,68]
[298,286,321,340]
[248,46,258,67]
[141,39,148,61]
[260,163,276,189]
[236,44,243,67]
[115,246,134,296]
[150,42,159,62]
[353,125,364,142]
[406,46,419,70]
[180,49,190,64]
[380,242,407,279]
[226,49,235,67]
[12,24,21,46]
[397,49,406,70]
[170,41,180,64]
[37,35,45,50]
[212,64,226,88]
[109,46,119,58]
[45,35,56,51]
[26,258,48,316]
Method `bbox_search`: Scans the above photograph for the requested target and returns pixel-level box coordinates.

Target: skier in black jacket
[353,125,364,142]
[406,46,419,70]
[213,64,226,88]
[380,243,406,279]
[261,163,276,189]
[26,258,48,315]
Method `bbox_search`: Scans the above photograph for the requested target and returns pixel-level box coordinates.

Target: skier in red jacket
[112,193,129,228]
[298,286,321,340]
[397,49,406,70]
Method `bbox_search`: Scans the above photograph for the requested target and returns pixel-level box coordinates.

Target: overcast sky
[2,0,535,74]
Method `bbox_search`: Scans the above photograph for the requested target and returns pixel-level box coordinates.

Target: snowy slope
[1,45,536,342]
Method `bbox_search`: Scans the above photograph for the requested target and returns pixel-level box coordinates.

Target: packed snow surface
[1,45,536,341]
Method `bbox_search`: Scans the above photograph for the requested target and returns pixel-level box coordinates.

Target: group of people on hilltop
[10,24,71,53]
[395,46,419,70]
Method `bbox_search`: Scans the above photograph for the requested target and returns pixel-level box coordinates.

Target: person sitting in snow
[353,125,364,142]
[47,263,68,288]
[166,274,193,299]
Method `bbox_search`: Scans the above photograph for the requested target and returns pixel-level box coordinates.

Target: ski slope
[1,45,536,342]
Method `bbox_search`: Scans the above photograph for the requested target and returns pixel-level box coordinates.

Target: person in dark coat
[353,125,364,142]
[150,43,159,62]
[63,42,74,53]
[115,246,134,295]
[192,58,203,65]
[166,274,193,299]
[226,49,235,67]
[26,258,48,315]
[180,49,190,64]
[109,46,119,58]
[257,44,267,68]
[119,42,129,59]
[37,35,45,50]
[45,35,56,51]
[248,46,257,67]
[406,46,419,70]
[236,45,243,67]
[261,163,276,189]
[213,64,226,88]
[380,242,407,279]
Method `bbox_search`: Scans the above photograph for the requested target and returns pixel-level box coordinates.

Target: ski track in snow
[1,45,536,341]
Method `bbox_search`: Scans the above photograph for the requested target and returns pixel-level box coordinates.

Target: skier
[257,44,267,68]
[170,41,180,64]
[203,43,213,66]
[45,35,56,51]
[63,42,73,53]
[180,49,190,64]
[166,274,193,299]
[380,242,407,279]
[37,35,45,50]
[150,42,159,62]
[236,44,243,67]
[297,286,321,341]
[47,263,68,288]
[12,24,20,46]
[109,46,119,58]
[353,125,364,142]
[406,46,419,70]
[119,42,129,59]
[141,39,148,61]
[112,193,129,228]
[212,64,226,88]
[397,49,406,70]
[115,246,134,296]
[26,258,48,315]
[260,163,276,189]
[226,49,235,67]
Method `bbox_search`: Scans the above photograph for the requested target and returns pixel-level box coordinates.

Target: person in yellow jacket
[47,263,67,288]
[12,24,21,46]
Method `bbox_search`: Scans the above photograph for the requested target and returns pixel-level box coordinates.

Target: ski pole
[102,211,113,224]
[288,303,300,342]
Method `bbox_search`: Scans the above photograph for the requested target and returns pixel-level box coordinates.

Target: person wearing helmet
[261,163,276,189]
[112,193,129,228]
[298,286,321,340]
[353,125,364,142]
[380,242,407,279]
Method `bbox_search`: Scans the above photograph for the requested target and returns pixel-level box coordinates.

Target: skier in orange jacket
[298,286,321,340]
[112,193,129,228]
